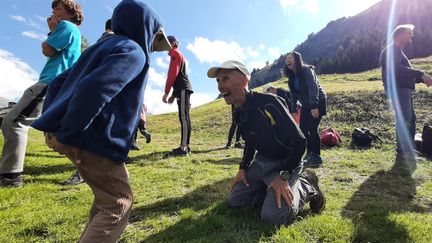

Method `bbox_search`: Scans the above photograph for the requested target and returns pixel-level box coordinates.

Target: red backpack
[320,128,341,147]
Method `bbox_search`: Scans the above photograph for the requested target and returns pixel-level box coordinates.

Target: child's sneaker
[303,153,323,168]
[164,147,189,158]
[0,175,23,188]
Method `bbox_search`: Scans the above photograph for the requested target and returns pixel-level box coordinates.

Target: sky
[0,0,381,113]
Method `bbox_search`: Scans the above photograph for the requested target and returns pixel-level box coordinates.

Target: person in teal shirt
[0,0,83,187]
[39,20,82,84]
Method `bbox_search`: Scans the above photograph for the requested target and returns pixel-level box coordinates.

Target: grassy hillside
[1,57,432,242]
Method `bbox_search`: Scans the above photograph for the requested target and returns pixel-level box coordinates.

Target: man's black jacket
[235,91,306,173]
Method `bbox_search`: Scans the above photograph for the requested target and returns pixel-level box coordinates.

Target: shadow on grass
[37,149,61,153]
[129,148,241,167]
[201,157,241,165]
[129,178,276,242]
[191,146,233,154]
[27,173,84,185]
[26,152,65,159]
[25,163,75,176]
[342,165,429,242]
[348,142,383,150]
[128,151,175,166]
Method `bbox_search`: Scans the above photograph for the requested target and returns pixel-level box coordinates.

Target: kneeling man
[207,60,325,225]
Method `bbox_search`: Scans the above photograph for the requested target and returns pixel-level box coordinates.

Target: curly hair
[52,0,83,26]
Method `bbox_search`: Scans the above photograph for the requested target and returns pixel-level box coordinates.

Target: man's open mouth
[221,92,230,97]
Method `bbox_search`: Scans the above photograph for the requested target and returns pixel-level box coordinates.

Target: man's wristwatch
[279,170,290,181]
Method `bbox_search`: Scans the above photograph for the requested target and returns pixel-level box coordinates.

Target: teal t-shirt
[39,20,81,84]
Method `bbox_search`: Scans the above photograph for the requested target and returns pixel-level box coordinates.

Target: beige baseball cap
[153,29,172,52]
[207,60,250,79]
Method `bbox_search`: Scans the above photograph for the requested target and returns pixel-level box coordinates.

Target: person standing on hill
[225,105,243,149]
[208,60,325,225]
[284,51,327,168]
[130,103,151,150]
[99,18,114,41]
[138,104,152,143]
[162,36,193,157]
[0,0,83,187]
[380,24,432,171]
[31,0,171,241]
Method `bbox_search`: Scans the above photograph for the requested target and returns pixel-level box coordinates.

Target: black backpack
[422,125,432,155]
[352,128,381,146]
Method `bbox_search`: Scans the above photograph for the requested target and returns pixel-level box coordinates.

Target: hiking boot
[139,128,152,144]
[225,142,232,149]
[0,175,23,188]
[145,133,151,144]
[303,153,323,168]
[131,141,141,150]
[62,171,84,185]
[301,152,311,163]
[300,169,325,214]
[164,147,189,158]
[394,153,417,175]
[141,130,151,144]
[234,141,243,149]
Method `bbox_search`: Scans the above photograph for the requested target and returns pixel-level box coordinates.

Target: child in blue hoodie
[32,0,171,241]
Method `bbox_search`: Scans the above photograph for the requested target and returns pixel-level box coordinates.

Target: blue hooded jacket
[32,0,165,162]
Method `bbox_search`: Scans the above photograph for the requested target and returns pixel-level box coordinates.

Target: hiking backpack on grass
[352,128,381,146]
[422,125,432,155]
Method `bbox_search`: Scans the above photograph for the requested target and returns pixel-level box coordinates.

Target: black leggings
[177,90,191,146]
[227,120,241,144]
[300,108,322,155]
[133,120,147,142]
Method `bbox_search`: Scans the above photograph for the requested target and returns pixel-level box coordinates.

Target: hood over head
[111,0,169,62]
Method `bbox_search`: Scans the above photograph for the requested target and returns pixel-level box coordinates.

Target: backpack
[320,128,341,147]
[352,128,381,146]
[414,132,423,152]
[422,125,432,155]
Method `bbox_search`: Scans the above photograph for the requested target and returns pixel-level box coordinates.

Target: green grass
[1,58,432,242]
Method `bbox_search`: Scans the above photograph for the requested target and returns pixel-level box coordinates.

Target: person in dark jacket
[98,18,115,42]
[284,51,327,167]
[163,36,193,157]
[208,60,325,225]
[380,24,432,173]
[31,1,171,241]
[225,105,243,149]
